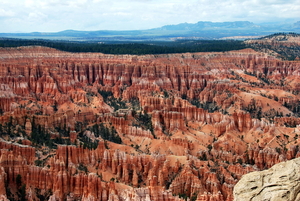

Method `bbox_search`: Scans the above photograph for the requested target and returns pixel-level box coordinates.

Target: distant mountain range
[0,21,299,41]
[154,21,260,30]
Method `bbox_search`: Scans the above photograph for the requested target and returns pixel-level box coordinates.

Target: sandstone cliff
[234,157,300,201]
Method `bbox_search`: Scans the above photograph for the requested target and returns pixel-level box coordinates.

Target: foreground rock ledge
[233,157,300,201]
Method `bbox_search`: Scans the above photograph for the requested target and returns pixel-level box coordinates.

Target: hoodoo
[0,36,300,201]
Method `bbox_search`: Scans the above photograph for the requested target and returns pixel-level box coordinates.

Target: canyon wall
[0,46,300,200]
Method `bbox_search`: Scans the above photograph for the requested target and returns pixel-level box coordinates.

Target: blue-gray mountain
[0,21,299,41]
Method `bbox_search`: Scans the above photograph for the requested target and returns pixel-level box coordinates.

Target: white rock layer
[234,157,300,201]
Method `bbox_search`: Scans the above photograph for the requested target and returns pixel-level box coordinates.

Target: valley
[0,34,300,201]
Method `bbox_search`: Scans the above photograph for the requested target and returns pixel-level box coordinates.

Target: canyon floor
[0,34,300,201]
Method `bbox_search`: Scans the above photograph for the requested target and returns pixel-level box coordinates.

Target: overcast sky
[0,0,299,33]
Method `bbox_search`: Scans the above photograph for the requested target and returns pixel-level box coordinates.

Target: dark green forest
[0,38,246,55]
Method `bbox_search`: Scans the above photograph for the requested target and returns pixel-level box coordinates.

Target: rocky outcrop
[245,34,300,60]
[120,187,184,201]
[233,157,300,201]
[0,166,7,197]
[0,139,35,165]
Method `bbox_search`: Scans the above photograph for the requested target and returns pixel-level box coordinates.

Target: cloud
[0,9,15,17]
[0,0,299,32]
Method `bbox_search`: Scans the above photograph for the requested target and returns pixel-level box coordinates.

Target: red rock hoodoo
[0,46,300,200]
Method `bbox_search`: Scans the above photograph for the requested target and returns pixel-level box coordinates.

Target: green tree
[18,184,27,201]
[16,174,22,188]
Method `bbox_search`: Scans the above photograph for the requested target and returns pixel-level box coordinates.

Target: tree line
[0,38,246,55]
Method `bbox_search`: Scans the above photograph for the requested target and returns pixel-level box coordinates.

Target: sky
[0,0,299,33]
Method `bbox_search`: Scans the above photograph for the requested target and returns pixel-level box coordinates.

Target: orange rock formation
[0,46,300,200]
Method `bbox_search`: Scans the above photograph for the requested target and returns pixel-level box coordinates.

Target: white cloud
[0,0,299,32]
[0,8,15,17]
